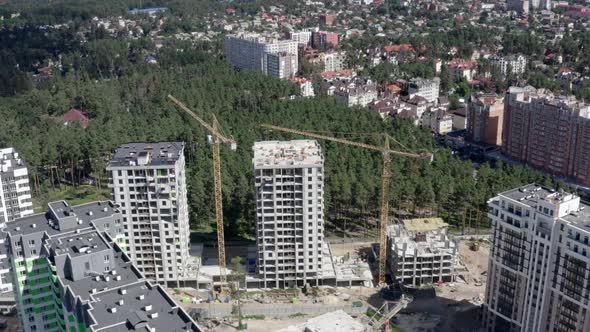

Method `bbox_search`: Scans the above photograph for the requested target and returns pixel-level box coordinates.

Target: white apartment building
[322,51,347,72]
[484,184,590,332]
[0,147,33,293]
[225,33,299,78]
[489,54,527,77]
[408,77,441,104]
[387,218,457,286]
[266,52,298,79]
[253,140,325,289]
[107,142,196,287]
[288,29,315,46]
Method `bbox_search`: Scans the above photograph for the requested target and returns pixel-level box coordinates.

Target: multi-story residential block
[319,14,337,27]
[489,54,527,77]
[2,200,201,332]
[287,30,313,47]
[447,58,478,81]
[321,51,346,72]
[0,147,34,293]
[422,109,454,135]
[484,184,590,332]
[334,84,378,108]
[266,52,297,79]
[387,218,457,286]
[503,87,590,186]
[507,0,530,14]
[0,148,33,226]
[407,77,440,104]
[253,140,325,289]
[225,33,299,78]
[311,31,339,49]
[107,142,196,287]
[467,93,505,146]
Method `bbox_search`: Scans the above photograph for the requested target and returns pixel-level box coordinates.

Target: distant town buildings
[0,147,33,293]
[407,77,441,104]
[503,87,590,186]
[311,31,339,49]
[423,109,453,135]
[253,140,325,288]
[484,184,589,332]
[107,142,196,287]
[330,78,378,107]
[507,0,530,15]
[319,14,337,27]
[3,200,201,332]
[447,58,477,81]
[387,218,457,286]
[225,33,299,79]
[489,54,527,77]
[289,77,315,97]
[467,93,505,146]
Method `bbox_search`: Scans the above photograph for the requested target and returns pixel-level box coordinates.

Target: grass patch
[366,308,383,321]
[241,315,265,320]
[33,185,110,212]
[288,312,307,318]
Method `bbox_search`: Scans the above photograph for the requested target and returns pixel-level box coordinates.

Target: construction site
[166,96,489,331]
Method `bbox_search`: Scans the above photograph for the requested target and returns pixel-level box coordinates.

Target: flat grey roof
[62,249,143,302]
[107,142,184,168]
[89,281,199,332]
[47,231,110,258]
[498,184,556,205]
[4,201,119,236]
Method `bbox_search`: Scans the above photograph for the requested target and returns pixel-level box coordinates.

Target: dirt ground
[209,316,311,332]
[393,240,490,332]
[329,241,374,256]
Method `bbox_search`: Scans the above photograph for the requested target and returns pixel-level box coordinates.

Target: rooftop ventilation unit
[108,307,117,313]
[88,211,93,216]
[117,299,124,306]
[138,294,145,300]
[148,312,158,319]
[143,305,152,312]
[91,288,97,294]
[115,275,122,281]
[119,289,127,295]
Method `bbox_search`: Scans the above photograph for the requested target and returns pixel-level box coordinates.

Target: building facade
[225,33,299,78]
[0,147,34,293]
[489,54,527,77]
[3,200,201,332]
[502,87,590,186]
[266,52,298,79]
[467,93,505,146]
[387,218,457,286]
[407,77,441,104]
[484,184,590,332]
[253,140,325,288]
[106,142,196,287]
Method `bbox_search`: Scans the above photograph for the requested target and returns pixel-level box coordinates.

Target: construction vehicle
[168,95,236,287]
[259,124,432,286]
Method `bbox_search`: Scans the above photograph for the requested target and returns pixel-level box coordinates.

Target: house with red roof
[63,108,90,128]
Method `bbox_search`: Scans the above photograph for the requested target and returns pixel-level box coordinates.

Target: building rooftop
[253,140,323,168]
[89,281,197,332]
[62,249,142,301]
[403,218,448,233]
[4,201,119,236]
[497,184,572,206]
[0,147,27,174]
[107,142,184,168]
[46,230,110,258]
[388,222,455,257]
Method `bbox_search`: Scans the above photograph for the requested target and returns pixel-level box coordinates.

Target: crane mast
[259,123,432,286]
[168,95,235,287]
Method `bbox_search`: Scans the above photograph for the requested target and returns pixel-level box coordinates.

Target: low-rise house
[63,108,90,128]
[369,97,398,119]
[289,77,315,97]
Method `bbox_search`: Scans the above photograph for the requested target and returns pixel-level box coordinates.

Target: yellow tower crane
[168,95,236,287]
[259,124,432,286]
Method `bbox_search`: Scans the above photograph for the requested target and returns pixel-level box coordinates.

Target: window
[85,262,90,270]
[104,255,110,263]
